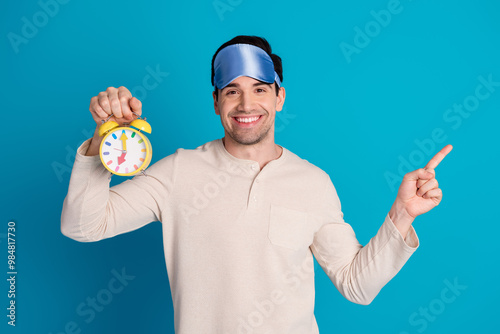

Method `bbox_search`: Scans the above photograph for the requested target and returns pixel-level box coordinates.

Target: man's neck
[222,136,283,170]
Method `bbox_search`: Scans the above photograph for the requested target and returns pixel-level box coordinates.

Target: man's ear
[213,90,220,115]
[276,86,286,112]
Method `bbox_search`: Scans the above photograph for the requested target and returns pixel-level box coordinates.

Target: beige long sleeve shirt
[61,137,419,334]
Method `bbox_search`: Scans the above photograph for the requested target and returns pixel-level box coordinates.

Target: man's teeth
[235,116,260,123]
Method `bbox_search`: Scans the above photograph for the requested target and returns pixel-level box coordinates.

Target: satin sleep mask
[213,43,282,90]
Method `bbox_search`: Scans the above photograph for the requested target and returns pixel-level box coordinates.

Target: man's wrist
[389,201,415,240]
[85,125,103,156]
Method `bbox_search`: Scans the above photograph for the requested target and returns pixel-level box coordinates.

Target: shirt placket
[247,162,262,209]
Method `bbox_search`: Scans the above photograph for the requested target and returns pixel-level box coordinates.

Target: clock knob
[98,120,119,137]
[130,119,152,134]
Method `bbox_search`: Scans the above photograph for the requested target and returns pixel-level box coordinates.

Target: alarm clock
[98,112,153,176]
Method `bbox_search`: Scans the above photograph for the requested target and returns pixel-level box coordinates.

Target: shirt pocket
[268,204,311,251]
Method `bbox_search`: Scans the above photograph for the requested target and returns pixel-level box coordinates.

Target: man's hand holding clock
[86,86,142,157]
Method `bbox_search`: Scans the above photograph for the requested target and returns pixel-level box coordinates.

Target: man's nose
[237,92,256,112]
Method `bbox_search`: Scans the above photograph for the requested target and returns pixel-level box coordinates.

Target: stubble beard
[226,113,273,146]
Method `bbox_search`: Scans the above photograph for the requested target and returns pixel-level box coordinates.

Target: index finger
[425,144,453,169]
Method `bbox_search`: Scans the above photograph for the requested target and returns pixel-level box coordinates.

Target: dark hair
[211,35,283,100]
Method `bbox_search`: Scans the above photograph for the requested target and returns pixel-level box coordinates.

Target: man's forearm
[85,125,103,156]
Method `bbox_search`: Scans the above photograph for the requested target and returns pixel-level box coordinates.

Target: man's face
[213,76,285,146]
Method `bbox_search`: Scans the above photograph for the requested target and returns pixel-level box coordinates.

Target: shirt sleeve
[310,175,419,305]
[60,138,176,242]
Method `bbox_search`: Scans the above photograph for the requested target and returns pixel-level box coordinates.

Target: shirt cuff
[75,138,104,166]
[384,213,420,251]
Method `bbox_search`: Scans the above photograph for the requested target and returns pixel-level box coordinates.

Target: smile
[233,115,262,125]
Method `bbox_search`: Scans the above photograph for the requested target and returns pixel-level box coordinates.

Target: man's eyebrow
[223,82,272,89]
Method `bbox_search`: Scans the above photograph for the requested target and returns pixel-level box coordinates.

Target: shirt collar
[214,138,287,169]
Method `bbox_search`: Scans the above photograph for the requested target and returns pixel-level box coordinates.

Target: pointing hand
[396,144,453,218]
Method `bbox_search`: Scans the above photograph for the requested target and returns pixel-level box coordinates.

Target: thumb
[130,97,142,115]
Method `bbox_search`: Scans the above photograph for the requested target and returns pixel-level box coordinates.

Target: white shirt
[61,137,419,334]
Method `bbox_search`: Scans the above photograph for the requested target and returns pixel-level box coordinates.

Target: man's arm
[60,137,176,242]
[310,176,419,306]
[61,86,175,242]
[310,145,451,305]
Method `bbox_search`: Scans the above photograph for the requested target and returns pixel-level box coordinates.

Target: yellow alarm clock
[98,112,153,176]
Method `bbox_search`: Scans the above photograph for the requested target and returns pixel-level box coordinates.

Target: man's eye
[256,88,265,93]
[226,90,237,95]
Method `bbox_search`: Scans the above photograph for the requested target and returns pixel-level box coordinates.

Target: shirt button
[253,196,257,202]
[255,179,260,183]
[251,165,256,170]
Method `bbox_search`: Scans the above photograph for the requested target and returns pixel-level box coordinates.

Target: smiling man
[61,35,452,333]
[214,74,284,169]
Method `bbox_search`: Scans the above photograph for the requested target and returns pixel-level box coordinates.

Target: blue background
[2,0,499,333]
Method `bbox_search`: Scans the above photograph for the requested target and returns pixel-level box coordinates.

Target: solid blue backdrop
[2,0,499,333]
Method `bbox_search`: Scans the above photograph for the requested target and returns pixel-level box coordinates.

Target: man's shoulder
[174,138,220,158]
[144,139,219,176]
[155,138,220,163]
[281,147,330,182]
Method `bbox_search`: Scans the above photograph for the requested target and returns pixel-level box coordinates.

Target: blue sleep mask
[213,43,282,90]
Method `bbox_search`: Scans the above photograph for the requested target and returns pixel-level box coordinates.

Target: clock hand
[117,152,127,165]
[120,132,128,151]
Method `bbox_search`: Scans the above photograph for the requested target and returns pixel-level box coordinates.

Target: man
[61,35,452,333]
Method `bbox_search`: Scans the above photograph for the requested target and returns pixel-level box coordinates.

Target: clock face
[100,128,150,175]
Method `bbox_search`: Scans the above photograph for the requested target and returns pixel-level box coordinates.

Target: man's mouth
[232,115,263,126]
